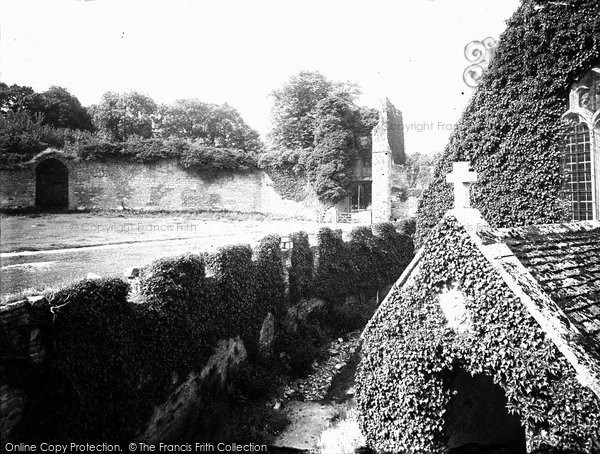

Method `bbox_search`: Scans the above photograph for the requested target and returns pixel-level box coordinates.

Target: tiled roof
[487,222,600,356]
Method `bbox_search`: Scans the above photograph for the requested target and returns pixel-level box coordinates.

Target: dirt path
[272,333,363,452]
[274,401,340,450]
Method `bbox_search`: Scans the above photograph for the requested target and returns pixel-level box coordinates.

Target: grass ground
[0,211,360,302]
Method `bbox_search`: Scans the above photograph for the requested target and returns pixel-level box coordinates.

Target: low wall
[0,154,322,219]
[0,297,52,441]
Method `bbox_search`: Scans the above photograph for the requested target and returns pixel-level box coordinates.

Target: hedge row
[415,0,600,245]
[74,137,258,173]
[38,224,412,442]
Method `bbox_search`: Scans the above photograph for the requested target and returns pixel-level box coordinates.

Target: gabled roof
[389,209,600,398]
[482,222,600,357]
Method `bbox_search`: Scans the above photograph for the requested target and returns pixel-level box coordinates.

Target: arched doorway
[35,159,69,209]
[445,369,526,453]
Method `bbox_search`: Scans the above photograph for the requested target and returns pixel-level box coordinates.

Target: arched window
[562,67,600,221]
[564,123,593,220]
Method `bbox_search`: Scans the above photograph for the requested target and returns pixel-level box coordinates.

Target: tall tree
[157,99,262,152]
[266,72,377,206]
[0,83,93,131]
[269,71,359,150]
[0,83,45,117]
[91,91,157,141]
[40,86,94,131]
[306,95,371,205]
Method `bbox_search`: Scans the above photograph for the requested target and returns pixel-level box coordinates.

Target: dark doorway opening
[350,181,372,210]
[36,159,69,209]
[445,369,526,453]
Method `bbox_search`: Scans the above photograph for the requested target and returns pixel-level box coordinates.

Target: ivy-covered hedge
[46,256,215,442]
[49,278,139,442]
[75,137,258,173]
[356,216,600,453]
[314,225,413,304]
[255,234,286,318]
[415,0,600,245]
[288,231,314,304]
[34,224,413,442]
[206,245,260,356]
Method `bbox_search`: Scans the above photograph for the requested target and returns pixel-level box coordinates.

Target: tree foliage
[269,71,358,150]
[265,71,377,206]
[40,86,94,131]
[157,99,262,152]
[0,83,93,131]
[90,91,157,142]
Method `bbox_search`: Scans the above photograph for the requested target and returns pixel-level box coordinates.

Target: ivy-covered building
[415,0,600,246]
[356,163,600,453]
[332,98,432,224]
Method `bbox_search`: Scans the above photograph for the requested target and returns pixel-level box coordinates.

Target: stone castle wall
[0,154,321,218]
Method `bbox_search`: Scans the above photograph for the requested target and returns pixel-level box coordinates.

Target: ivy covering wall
[415,0,600,245]
[19,224,412,442]
[356,216,600,453]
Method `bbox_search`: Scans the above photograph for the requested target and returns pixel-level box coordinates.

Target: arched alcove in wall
[444,369,527,454]
[35,158,69,209]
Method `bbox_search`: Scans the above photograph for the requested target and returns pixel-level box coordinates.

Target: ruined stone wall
[0,167,36,209]
[372,99,405,223]
[391,164,433,220]
[0,157,321,219]
[0,290,250,443]
[0,297,52,441]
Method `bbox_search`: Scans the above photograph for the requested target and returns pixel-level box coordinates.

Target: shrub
[48,278,143,442]
[255,234,286,317]
[138,253,210,379]
[372,222,414,285]
[314,227,350,304]
[207,244,259,355]
[347,226,380,296]
[398,217,416,236]
[139,253,206,313]
[178,143,257,172]
[278,318,327,376]
[75,137,258,172]
[45,258,212,442]
[288,231,314,304]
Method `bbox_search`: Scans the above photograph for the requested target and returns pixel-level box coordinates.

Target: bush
[48,278,143,442]
[139,253,206,312]
[0,109,95,165]
[288,231,314,304]
[314,227,350,304]
[278,318,327,376]
[372,222,414,285]
[398,217,416,236]
[207,244,259,355]
[255,234,286,317]
[76,137,258,172]
[347,226,380,296]
[178,142,257,172]
[138,253,211,379]
[45,257,212,442]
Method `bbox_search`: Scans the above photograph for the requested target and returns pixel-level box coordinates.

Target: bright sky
[0,0,520,154]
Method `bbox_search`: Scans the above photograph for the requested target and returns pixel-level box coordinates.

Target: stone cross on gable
[446,162,477,209]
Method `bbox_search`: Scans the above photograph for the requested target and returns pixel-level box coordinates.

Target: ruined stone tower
[371,98,405,222]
